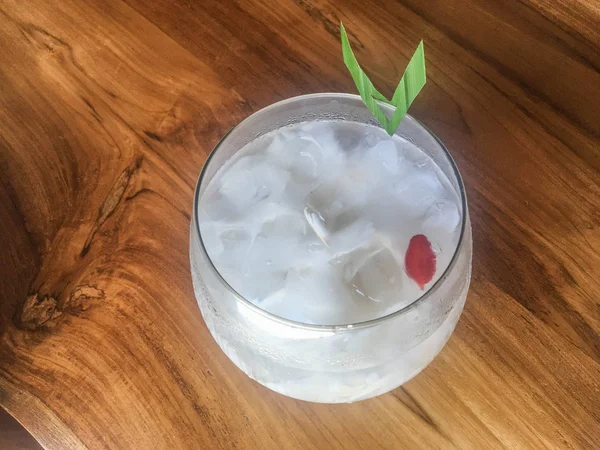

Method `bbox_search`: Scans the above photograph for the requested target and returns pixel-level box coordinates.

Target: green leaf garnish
[340,23,426,136]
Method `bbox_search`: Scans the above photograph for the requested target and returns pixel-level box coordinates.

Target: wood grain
[1,0,599,448]
[0,407,43,450]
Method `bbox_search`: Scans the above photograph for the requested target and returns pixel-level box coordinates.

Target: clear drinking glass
[190,93,472,403]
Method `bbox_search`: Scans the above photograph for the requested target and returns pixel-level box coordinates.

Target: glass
[190,93,472,403]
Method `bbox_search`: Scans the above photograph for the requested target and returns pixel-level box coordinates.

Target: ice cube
[217,155,290,216]
[300,122,347,176]
[221,228,252,252]
[332,242,380,282]
[217,156,259,210]
[349,246,403,304]
[336,237,405,307]
[364,140,400,175]
[239,268,288,301]
[392,169,444,217]
[268,134,322,183]
[261,211,307,239]
[269,122,346,180]
[333,121,365,154]
[239,234,288,300]
[199,224,254,295]
[249,161,290,203]
[327,219,375,256]
[242,201,291,230]
[304,167,373,243]
[217,227,253,268]
[243,234,271,268]
[364,132,381,148]
[200,186,242,222]
[423,200,461,234]
[237,209,308,300]
[199,222,224,257]
[260,267,357,324]
[294,239,331,270]
[246,211,306,271]
[268,126,348,204]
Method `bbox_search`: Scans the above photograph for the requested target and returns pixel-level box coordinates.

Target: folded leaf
[340,23,426,136]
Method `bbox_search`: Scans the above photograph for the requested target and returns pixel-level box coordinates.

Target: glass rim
[192,93,468,332]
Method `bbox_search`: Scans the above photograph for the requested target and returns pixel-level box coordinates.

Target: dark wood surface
[0,408,43,450]
[1,0,599,448]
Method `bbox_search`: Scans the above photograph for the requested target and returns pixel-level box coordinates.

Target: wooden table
[1,0,599,448]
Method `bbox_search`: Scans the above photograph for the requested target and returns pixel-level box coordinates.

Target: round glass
[190,93,472,403]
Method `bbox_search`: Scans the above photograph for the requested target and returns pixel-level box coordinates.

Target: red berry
[405,234,436,290]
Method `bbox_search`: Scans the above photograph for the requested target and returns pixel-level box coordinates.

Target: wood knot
[14,294,62,330]
[66,285,105,310]
[13,285,105,331]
